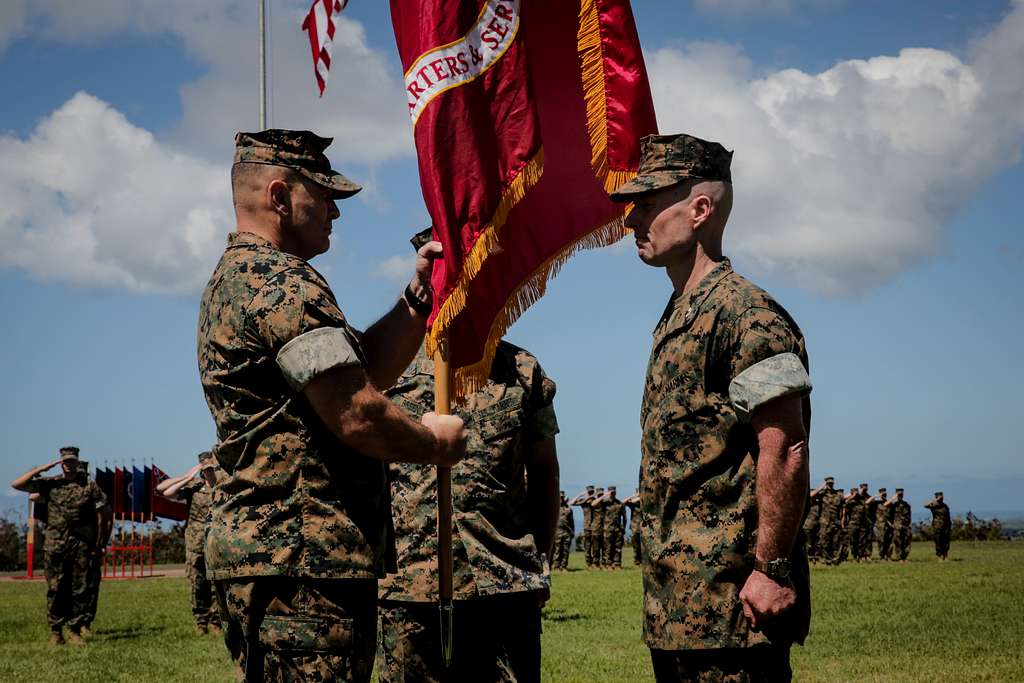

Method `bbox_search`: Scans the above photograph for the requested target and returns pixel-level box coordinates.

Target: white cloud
[0,92,230,293]
[647,0,1024,292]
[373,254,416,282]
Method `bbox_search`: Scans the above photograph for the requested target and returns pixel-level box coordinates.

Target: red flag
[113,467,124,515]
[150,466,188,522]
[391,0,657,395]
[302,0,349,97]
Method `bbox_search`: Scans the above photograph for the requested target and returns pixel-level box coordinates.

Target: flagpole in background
[259,0,267,129]
[433,337,454,668]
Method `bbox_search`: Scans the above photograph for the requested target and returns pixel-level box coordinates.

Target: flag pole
[433,336,455,668]
[259,0,267,129]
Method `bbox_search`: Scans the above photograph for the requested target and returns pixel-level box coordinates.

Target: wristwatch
[404,284,432,317]
[753,557,792,581]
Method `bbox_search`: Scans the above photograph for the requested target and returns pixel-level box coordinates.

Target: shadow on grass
[94,625,163,641]
[542,608,583,623]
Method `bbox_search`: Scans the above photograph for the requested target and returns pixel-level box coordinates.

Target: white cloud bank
[648,0,1024,292]
[0,93,230,293]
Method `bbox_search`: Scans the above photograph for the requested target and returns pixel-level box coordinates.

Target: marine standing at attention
[924,492,951,560]
[611,133,813,681]
[196,130,466,681]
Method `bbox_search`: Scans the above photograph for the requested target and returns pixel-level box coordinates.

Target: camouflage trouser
[591,528,605,567]
[377,592,542,683]
[817,521,841,565]
[186,547,220,626]
[803,521,820,561]
[215,577,377,683]
[845,525,865,561]
[877,525,893,559]
[934,528,950,558]
[603,527,623,568]
[649,644,792,683]
[632,532,641,566]
[552,529,572,570]
[82,549,104,627]
[44,536,93,631]
[892,527,911,561]
[583,530,594,567]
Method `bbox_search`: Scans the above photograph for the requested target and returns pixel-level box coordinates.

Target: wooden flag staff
[433,337,455,667]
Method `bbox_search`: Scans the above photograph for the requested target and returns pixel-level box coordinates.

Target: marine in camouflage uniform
[12,447,107,645]
[376,341,559,683]
[816,478,844,565]
[197,130,464,682]
[553,491,574,570]
[166,451,222,632]
[842,487,867,563]
[569,487,596,566]
[589,487,607,568]
[887,489,912,561]
[624,491,642,566]
[870,488,892,560]
[599,486,627,569]
[612,134,813,682]
[802,487,823,563]
[924,492,951,560]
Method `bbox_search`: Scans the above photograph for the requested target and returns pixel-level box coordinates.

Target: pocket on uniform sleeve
[258,615,353,654]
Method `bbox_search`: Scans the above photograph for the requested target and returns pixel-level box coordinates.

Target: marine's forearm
[752,395,809,561]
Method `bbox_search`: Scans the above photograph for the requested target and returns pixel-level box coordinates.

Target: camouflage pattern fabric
[639,259,811,651]
[178,478,220,626]
[891,499,912,561]
[925,499,951,558]
[197,231,392,581]
[379,341,559,602]
[590,501,607,568]
[25,472,106,631]
[234,129,361,199]
[649,643,793,683]
[844,496,868,561]
[82,549,103,627]
[553,503,574,570]
[575,500,594,567]
[876,501,894,560]
[610,133,733,201]
[802,494,822,562]
[376,593,542,683]
[216,577,377,683]
[816,489,844,565]
[602,498,626,568]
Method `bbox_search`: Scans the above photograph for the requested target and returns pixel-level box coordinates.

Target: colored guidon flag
[302,0,349,97]
[390,0,658,396]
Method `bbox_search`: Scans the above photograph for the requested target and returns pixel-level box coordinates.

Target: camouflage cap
[895,488,905,493]
[934,491,943,497]
[233,129,361,199]
[197,450,215,468]
[824,476,835,483]
[609,133,733,202]
[60,446,80,461]
[860,482,869,488]
[878,487,887,493]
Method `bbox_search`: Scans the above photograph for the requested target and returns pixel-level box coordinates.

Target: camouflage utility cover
[892,499,912,527]
[379,342,559,602]
[197,231,391,580]
[639,258,812,650]
[557,502,574,534]
[602,498,626,532]
[234,129,361,199]
[925,500,951,530]
[818,488,843,523]
[610,133,733,200]
[26,472,106,544]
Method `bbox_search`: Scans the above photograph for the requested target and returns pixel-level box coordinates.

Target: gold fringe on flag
[577,0,636,194]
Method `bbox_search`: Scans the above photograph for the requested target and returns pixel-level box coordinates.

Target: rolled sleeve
[276,326,362,392]
[729,352,812,422]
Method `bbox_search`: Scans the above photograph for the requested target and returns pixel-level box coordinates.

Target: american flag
[302,0,348,97]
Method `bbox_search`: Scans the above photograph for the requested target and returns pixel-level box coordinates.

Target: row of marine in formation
[802,478,951,564]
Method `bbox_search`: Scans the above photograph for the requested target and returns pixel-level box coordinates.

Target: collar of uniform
[653,258,733,340]
[227,231,278,251]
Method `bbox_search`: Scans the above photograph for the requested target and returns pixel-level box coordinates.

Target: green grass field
[1,542,1021,682]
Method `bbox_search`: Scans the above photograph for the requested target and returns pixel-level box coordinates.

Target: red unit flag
[391,0,657,395]
[302,0,349,97]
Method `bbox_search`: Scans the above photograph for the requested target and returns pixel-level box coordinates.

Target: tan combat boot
[65,629,86,645]
[48,630,65,646]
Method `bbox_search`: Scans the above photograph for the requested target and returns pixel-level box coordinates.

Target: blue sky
[1,0,1022,522]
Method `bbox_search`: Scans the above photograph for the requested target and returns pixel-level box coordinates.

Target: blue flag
[132,467,145,515]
